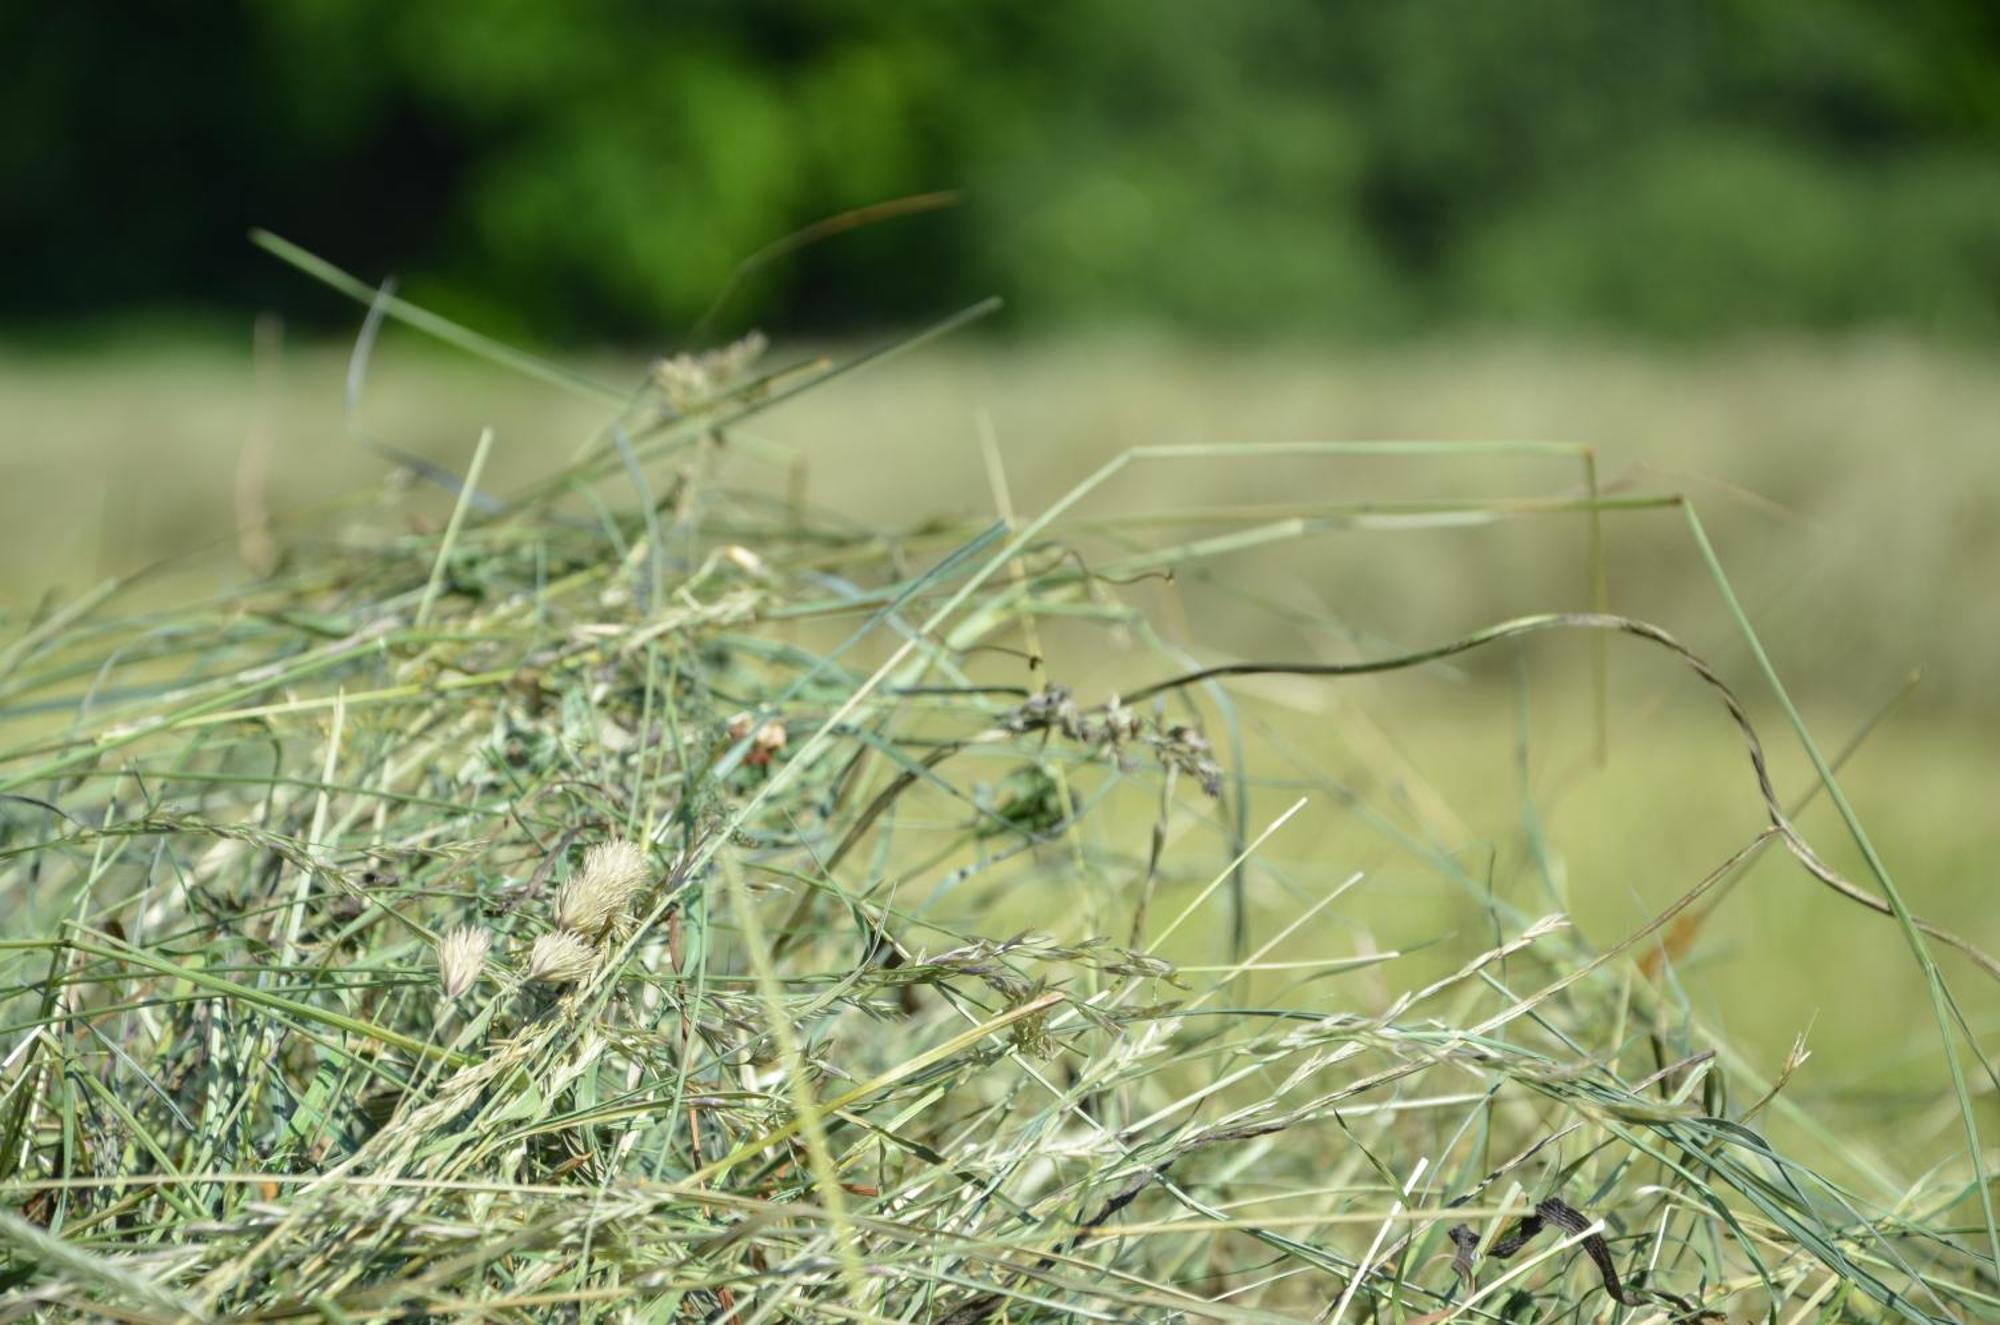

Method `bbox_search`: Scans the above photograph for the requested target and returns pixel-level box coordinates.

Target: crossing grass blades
[0,240,1995,1322]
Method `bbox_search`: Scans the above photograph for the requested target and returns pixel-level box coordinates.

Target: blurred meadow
[4,4,1999,1321]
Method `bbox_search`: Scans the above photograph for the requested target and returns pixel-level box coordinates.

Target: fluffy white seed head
[554,838,651,939]
[526,930,597,986]
[436,926,491,999]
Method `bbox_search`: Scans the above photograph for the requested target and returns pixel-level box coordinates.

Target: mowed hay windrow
[0,264,1993,1322]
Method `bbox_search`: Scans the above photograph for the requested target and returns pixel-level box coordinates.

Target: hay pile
[0,259,1989,1322]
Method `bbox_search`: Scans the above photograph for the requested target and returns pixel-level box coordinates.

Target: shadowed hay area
[1,281,1995,1322]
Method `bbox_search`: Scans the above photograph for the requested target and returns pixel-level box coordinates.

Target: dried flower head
[651,330,769,412]
[1003,686,1083,740]
[746,719,788,767]
[1155,724,1224,797]
[435,925,491,999]
[554,838,651,939]
[526,930,597,985]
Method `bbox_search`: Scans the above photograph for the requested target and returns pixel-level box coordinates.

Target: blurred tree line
[8,0,2000,342]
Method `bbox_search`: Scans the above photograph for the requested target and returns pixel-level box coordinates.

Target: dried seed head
[651,330,769,411]
[435,925,491,999]
[1155,723,1225,797]
[526,930,597,985]
[1003,686,1081,740]
[554,838,651,939]
[1100,695,1141,743]
[585,837,650,896]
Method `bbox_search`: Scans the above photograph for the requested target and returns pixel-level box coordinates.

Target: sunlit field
[10,333,2000,694]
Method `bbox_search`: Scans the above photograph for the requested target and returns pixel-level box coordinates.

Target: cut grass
[0,256,1994,1321]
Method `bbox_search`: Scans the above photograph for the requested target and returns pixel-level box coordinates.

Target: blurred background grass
[9,1,2000,341]
[3,2,1996,1095]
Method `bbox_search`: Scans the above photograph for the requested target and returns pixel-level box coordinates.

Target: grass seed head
[435,925,492,999]
[526,930,598,985]
[651,330,768,411]
[554,838,651,938]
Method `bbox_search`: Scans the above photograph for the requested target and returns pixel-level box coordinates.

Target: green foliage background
[8,1,2000,340]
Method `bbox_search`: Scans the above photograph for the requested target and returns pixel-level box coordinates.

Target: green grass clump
[1,256,1995,1322]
